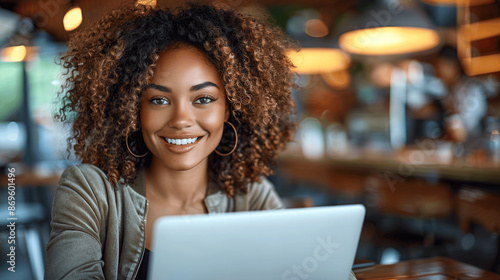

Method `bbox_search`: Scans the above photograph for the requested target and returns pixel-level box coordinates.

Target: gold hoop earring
[215,121,238,156]
[126,135,149,158]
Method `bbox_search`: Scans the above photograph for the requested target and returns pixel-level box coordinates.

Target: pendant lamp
[1,18,37,62]
[338,2,442,58]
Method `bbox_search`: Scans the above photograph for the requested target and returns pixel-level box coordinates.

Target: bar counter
[278,150,500,185]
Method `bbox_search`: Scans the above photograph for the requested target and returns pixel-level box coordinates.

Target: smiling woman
[45,1,296,279]
[140,45,228,174]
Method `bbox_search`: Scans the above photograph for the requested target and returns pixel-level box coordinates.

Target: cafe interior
[0,0,499,279]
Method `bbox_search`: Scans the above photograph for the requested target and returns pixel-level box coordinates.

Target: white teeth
[164,137,198,145]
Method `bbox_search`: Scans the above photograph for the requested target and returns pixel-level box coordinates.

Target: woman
[45,1,295,279]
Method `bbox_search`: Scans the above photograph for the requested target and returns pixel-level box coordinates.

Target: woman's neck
[145,158,209,207]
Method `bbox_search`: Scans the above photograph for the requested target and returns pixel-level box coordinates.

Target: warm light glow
[339,27,440,56]
[421,0,494,6]
[461,17,500,41]
[456,0,500,75]
[461,54,500,76]
[1,45,37,62]
[457,25,470,61]
[286,48,350,75]
[370,63,395,87]
[63,7,83,31]
[321,70,351,89]
[305,19,329,38]
[136,0,156,6]
[1,46,26,62]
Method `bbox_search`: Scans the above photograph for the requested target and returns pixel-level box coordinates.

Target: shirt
[44,163,284,280]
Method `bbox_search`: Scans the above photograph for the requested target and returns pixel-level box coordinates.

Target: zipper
[131,200,149,279]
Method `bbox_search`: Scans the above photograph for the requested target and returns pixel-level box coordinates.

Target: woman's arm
[45,165,106,280]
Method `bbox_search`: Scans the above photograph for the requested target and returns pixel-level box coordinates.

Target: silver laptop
[148,204,365,280]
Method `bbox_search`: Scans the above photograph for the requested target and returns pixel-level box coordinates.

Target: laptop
[148,204,365,280]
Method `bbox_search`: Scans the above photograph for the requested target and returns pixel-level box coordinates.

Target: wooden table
[353,257,500,279]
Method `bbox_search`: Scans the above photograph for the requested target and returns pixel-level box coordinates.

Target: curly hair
[56,1,296,196]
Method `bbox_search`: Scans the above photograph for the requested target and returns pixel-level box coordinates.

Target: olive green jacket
[44,164,284,279]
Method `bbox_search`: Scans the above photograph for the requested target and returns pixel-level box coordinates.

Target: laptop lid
[148,204,365,280]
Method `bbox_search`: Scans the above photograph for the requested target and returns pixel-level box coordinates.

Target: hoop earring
[215,121,238,156]
[126,135,149,158]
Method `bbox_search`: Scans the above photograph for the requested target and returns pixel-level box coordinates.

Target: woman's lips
[161,136,202,153]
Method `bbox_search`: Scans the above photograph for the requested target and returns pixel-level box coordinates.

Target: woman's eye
[150,97,169,105]
[194,96,217,105]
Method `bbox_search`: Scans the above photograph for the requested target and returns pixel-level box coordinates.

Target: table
[353,257,500,279]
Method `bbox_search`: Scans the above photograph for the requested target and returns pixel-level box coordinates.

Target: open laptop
[148,204,365,280]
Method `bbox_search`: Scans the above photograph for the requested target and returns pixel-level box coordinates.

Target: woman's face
[140,46,228,171]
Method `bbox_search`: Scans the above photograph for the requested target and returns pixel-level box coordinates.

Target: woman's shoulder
[59,163,114,193]
[61,163,107,181]
[62,163,105,175]
[235,177,284,210]
[246,176,275,193]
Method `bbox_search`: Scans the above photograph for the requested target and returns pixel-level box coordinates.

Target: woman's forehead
[150,47,223,87]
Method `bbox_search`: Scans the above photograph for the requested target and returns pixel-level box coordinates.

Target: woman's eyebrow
[145,82,219,92]
[146,84,171,93]
[190,81,220,92]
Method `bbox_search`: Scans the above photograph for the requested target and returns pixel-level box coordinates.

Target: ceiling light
[2,46,27,62]
[1,18,37,62]
[339,26,440,56]
[305,19,329,38]
[63,6,82,31]
[287,48,350,75]
[337,5,441,57]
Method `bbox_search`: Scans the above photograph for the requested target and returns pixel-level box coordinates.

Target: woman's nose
[167,103,195,129]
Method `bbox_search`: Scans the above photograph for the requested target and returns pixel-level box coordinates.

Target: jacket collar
[129,168,227,213]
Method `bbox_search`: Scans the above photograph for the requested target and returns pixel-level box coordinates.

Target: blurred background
[0,0,499,279]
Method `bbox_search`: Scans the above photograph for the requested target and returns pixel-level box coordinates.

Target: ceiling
[1,0,498,76]
[0,0,354,42]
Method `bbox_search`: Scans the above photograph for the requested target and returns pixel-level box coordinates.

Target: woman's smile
[160,135,203,154]
[163,136,200,146]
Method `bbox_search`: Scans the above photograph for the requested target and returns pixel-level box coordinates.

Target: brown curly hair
[56,1,296,196]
